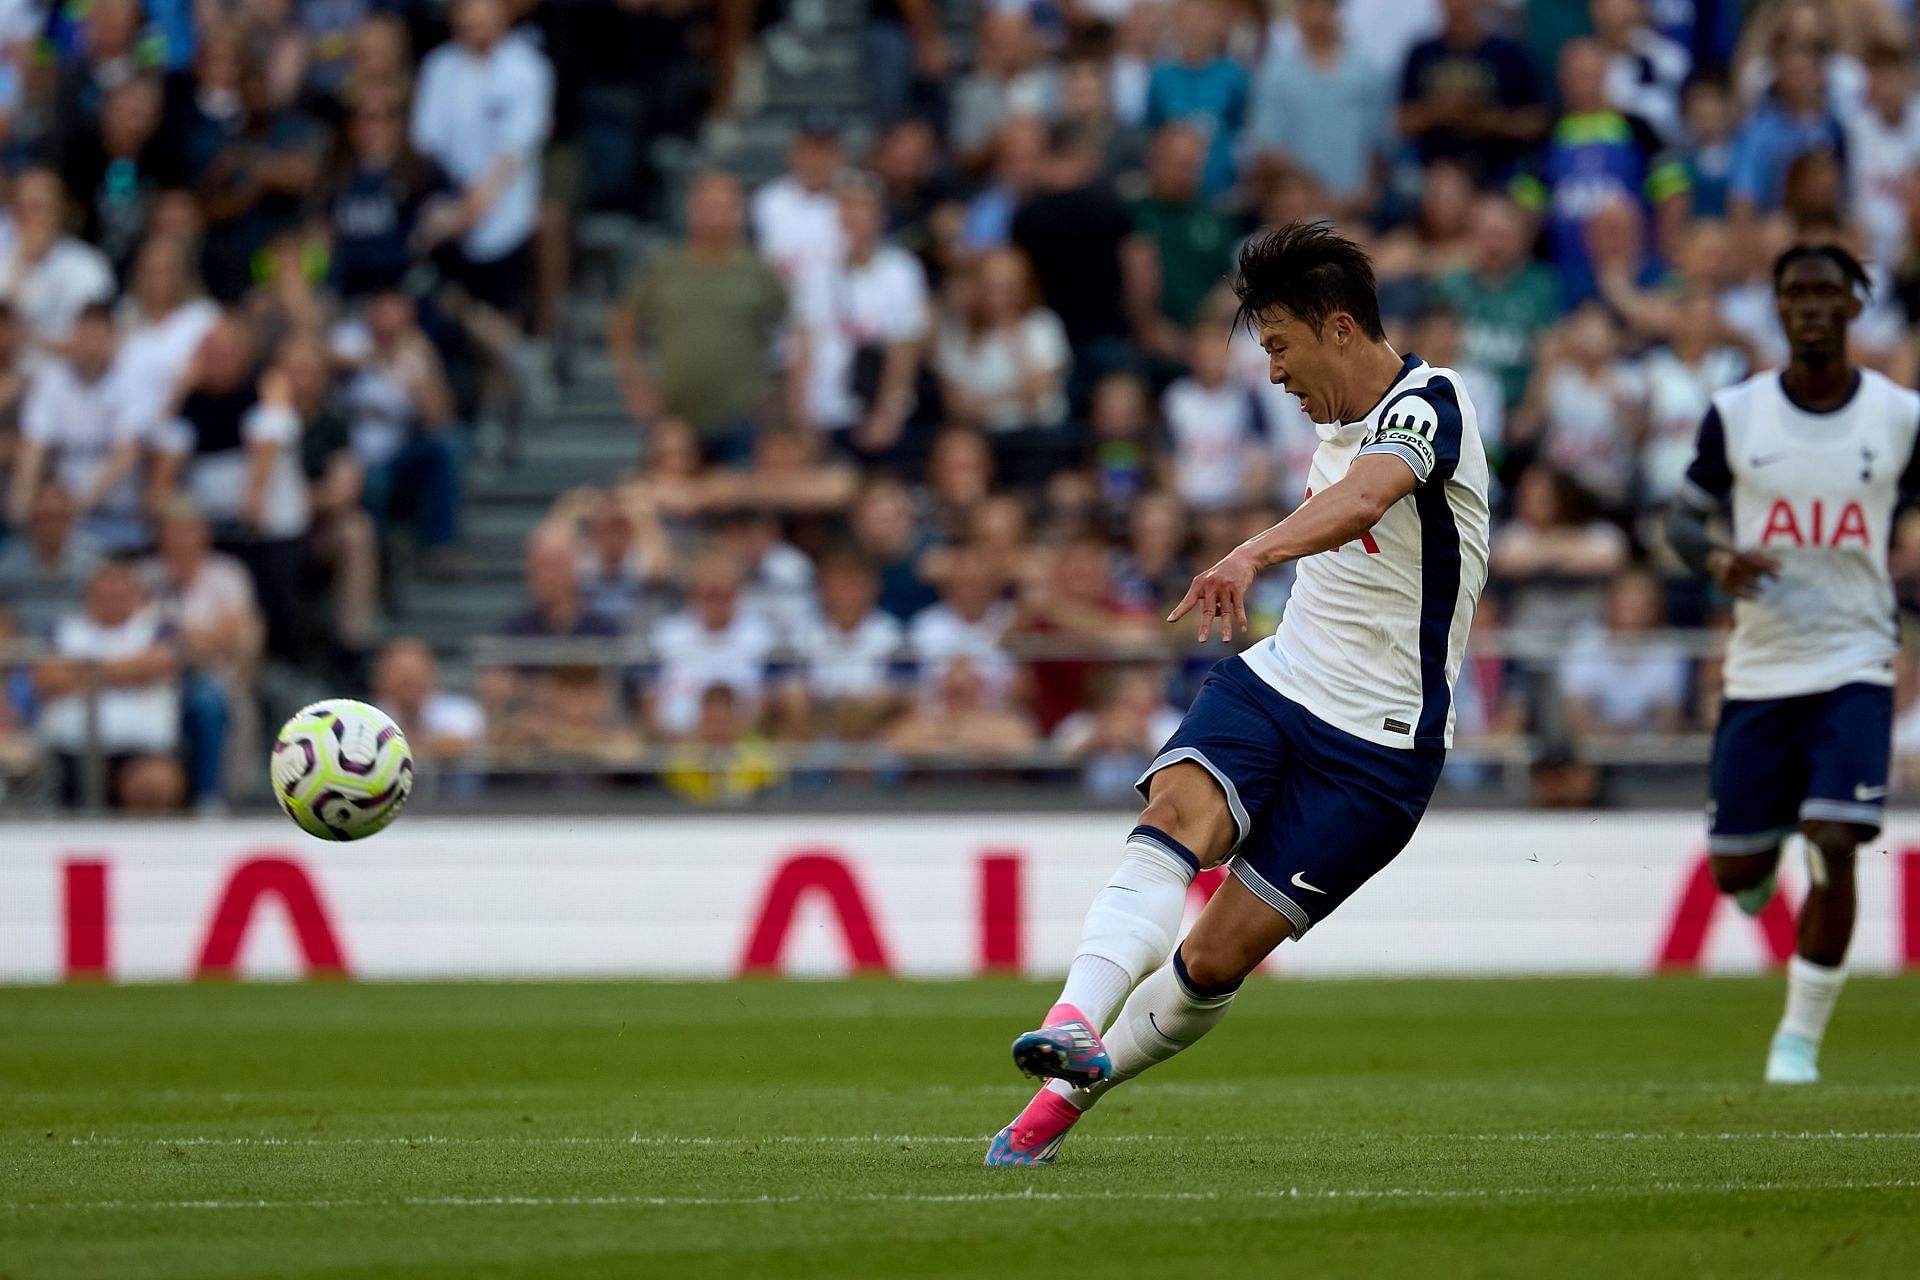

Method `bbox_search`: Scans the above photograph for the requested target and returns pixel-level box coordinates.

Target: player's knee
[1174,941,1249,996]
[1137,791,1189,845]
[1710,853,1774,894]
[1139,767,1236,868]
[1798,821,1860,874]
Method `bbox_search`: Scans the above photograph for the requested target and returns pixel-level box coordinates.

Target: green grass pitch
[3,976,1917,1278]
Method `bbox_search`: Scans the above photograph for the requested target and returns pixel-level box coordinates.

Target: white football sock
[1054,825,1199,1030]
[1055,957,1132,1031]
[1779,955,1847,1045]
[1053,952,1237,1111]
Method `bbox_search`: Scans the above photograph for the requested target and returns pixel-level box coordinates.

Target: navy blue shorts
[1708,682,1893,854]
[1135,656,1445,937]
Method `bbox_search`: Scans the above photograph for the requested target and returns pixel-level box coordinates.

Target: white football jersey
[1680,368,1920,700]
[1239,355,1493,749]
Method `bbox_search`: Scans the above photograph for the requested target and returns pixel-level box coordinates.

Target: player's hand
[1168,549,1258,643]
[1707,548,1780,598]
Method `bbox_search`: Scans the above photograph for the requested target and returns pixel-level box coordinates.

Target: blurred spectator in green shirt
[608,172,793,456]
[1128,124,1239,338]
[1434,195,1561,412]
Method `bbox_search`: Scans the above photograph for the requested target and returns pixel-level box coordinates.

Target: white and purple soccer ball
[271,699,414,841]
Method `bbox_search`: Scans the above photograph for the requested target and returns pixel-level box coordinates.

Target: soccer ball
[271,699,414,841]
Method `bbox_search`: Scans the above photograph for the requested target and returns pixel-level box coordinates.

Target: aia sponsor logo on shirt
[1757,498,1872,548]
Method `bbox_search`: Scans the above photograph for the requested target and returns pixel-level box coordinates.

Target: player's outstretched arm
[1169,454,1416,642]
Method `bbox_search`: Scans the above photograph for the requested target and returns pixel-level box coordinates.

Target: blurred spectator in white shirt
[798,174,931,458]
[0,169,115,362]
[909,541,1015,701]
[717,508,817,642]
[142,497,262,811]
[0,479,103,639]
[333,290,461,560]
[1560,566,1691,738]
[151,319,312,660]
[791,548,906,739]
[34,557,185,811]
[1223,312,1317,503]
[410,0,552,318]
[112,236,220,441]
[1637,292,1747,509]
[1162,321,1268,513]
[9,303,146,550]
[1513,304,1645,513]
[1844,42,1920,268]
[374,636,486,762]
[751,113,846,300]
[937,246,1070,438]
[648,546,778,737]
[153,319,309,539]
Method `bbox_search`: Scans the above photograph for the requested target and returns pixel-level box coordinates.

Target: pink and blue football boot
[1009,1003,1111,1088]
[984,1087,1085,1166]
[984,1004,1110,1166]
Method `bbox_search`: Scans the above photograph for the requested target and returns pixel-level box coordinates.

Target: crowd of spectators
[0,0,562,809]
[522,0,1920,806]
[16,0,1920,811]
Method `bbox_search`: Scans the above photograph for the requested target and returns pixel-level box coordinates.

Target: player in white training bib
[1667,243,1919,1085]
[985,222,1491,1166]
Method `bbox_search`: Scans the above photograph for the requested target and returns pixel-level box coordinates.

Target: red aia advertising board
[3,815,1916,982]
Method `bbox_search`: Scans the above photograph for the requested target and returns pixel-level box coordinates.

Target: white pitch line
[5,1180,1919,1214]
[49,1130,1920,1149]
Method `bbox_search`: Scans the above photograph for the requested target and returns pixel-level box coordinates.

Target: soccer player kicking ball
[985,222,1492,1166]
[1666,244,1918,1085]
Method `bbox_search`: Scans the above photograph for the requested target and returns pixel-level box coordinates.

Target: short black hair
[1231,220,1385,341]
[1772,241,1871,295]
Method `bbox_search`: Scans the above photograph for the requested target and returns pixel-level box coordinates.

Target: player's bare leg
[1762,820,1862,1084]
[985,763,1235,1166]
[1710,846,1784,919]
